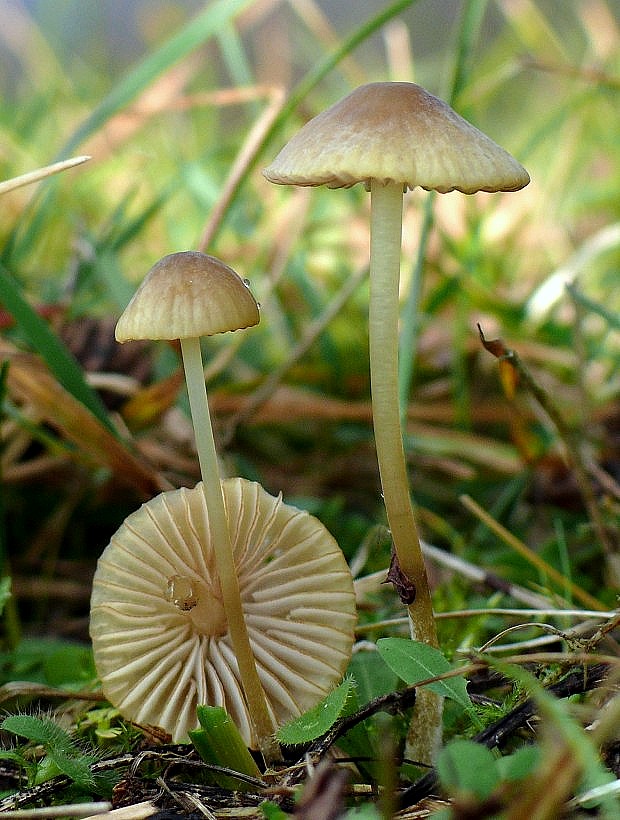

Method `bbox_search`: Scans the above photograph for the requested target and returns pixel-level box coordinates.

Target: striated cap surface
[264,82,529,194]
[115,251,259,342]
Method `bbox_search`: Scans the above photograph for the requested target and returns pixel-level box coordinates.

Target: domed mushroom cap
[89,477,357,745]
[115,251,260,342]
[264,82,529,194]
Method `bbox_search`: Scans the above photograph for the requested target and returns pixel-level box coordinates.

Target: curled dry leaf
[90,477,357,744]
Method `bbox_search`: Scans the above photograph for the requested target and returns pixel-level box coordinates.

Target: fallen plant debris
[397,660,613,809]
[0,658,616,817]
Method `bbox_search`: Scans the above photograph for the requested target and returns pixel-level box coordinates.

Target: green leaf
[496,745,541,782]
[47,748,96,790]
[376,638,474,713]
[1,714,75,752]
[348,650,398,703]
[0,264,115,433]
[189,705,262,790]
[260,802,289,820]
[42,644,97,688]
[436,739,499,801]
[0,749,29,767]
[0,637,95,687]
[277,678,356,746]
[1,714,97,789]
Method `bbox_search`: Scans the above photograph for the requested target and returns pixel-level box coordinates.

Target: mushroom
[263,82,529,650]
[112,251,280,756]
[90,476,357,745]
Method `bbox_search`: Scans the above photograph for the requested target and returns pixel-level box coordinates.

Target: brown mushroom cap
[89,477,357,744]
[115,251,260,342]
[264,82,529,194]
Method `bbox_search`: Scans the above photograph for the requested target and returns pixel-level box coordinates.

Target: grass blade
[7,0,256,264]
[0,156,90,196]
[0,264,114,433]
[61,0,257,157]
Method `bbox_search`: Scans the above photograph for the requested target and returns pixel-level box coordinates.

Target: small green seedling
[0,713,97,790]
[277,678,356,746]
[376,638,481,727]
[189,705,263,791]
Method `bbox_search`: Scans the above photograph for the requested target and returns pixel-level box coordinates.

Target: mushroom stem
[368,180,438,648]
[179,336,279,762]
[369,181,442,764]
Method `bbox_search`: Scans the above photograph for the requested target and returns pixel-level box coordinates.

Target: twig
[460,493,607,613]
[82,802,158,820]
[0,157,91,196]
[354,545,557,611]
[0,804,111,818]
[478,324,616,565]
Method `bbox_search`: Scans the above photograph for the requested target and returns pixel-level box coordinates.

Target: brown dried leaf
[120,370,184,431]
[3,346,164,497]
[384,546,417,605]
[477,323,519,398]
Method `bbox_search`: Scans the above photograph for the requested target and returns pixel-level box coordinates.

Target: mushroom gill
[89,477,357,745]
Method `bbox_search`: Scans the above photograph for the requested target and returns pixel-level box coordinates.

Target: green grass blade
[0,264,115,433]
[7,0,256,265]
[60,0,256,157]
[189,705,262,790]
[276,0,419,124]
[448,0,491,105]
[203,0,420,249]
[217,22,255,90]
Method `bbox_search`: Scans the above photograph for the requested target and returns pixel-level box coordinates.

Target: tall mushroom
[264,82,529,644]
[113,251,278,757]
[264,82,529,760]
[90,476,356,746]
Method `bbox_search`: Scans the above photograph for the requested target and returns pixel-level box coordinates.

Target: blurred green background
[0,0,618,647]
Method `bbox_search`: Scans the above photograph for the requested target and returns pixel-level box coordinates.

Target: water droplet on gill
[167,574,197,613]
[243,278,251,288]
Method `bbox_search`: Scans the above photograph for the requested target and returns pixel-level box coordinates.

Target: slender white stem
[368,180,437,647]
[369,181,441,764]
[180,336,279,761]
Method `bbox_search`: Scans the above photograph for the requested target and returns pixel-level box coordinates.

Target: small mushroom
[90,477,357,745]
[264,82,529,649]
[113,251,280,756]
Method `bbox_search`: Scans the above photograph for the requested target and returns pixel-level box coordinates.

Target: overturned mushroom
[90,477,357,745]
